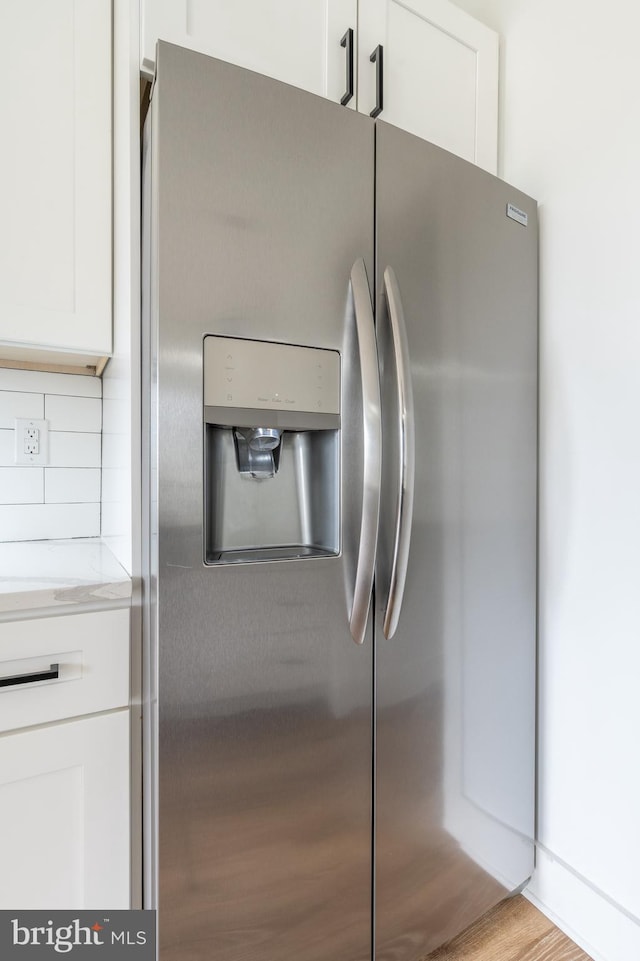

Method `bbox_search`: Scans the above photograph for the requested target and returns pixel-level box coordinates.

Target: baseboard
[525,847,640,961]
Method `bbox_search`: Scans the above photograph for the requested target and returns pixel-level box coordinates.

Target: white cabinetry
[141,0,357,106]
[358,0,498,171]
[141,0,498,170]
[0,712,130,909]
[0,0,112,370]
[0,609,131,909]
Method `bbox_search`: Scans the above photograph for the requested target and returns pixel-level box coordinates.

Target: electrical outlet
[15,418,48,465]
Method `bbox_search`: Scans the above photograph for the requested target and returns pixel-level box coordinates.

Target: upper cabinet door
[0,0,112,361]
[358,0,499,172]
[142,0,358,107]
[141,0,497,170]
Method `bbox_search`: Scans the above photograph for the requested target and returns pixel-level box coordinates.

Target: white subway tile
[102,431,127,469]
[0,503,100,542]
[100,466,123,504]
[0,430,14,467]
[48,432,101,469]
[101,394,127,433]
[45,468,101,504]
[100,501,120,539]
[0,391,44,428]
[45,395,102,433]
[0,368,101,398]
[0,468,44,504]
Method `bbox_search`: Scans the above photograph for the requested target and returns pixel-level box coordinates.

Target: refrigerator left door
[143,43,375,961]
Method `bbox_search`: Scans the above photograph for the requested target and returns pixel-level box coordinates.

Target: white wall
[450,2,640,958]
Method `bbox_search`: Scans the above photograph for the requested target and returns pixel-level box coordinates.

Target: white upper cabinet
[141,0,358,106]
[358,0,498,172]
[142,0,498,171]
[0,0,112,367]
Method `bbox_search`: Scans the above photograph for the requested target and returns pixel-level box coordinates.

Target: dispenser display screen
[203,336,340,416]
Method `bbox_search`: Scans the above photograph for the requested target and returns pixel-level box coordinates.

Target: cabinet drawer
[0,608,129,732]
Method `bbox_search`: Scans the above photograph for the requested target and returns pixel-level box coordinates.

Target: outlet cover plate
[14,418,48,465]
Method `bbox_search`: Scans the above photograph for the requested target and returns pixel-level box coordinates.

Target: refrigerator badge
[506,202,528,227]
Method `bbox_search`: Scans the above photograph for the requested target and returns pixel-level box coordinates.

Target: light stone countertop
[0,538,132,616]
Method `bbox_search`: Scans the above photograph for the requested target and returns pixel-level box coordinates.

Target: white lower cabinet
[0,608,132,909]
[0,609,130,733]
[0,710,130,909]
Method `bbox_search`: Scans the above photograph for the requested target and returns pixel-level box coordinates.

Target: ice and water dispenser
[203,336,341,564]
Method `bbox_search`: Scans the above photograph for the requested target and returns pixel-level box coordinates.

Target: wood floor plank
[426,896,593,961]
[517,928,594,961]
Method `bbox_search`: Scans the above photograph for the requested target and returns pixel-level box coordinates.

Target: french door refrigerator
[142,41,537,961]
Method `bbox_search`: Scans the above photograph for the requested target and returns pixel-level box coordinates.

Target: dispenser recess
[204,336,341,564]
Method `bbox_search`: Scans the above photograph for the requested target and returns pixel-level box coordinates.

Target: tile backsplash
[0,368,102,542]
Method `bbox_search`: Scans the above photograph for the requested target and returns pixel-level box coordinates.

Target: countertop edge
[0,539,134,620]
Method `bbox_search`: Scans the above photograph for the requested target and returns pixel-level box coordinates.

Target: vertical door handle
[382,267,415,639]
[349,259,382,645]
[369,44,384,118]
[340,28,354,106]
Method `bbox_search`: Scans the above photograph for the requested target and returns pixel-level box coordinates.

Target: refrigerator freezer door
[374,123,537,959]
[147,44,375,961]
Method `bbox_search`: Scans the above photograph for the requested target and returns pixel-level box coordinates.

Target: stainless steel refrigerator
[142,41,537,961]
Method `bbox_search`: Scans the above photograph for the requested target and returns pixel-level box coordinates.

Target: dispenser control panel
[204,336,340,415]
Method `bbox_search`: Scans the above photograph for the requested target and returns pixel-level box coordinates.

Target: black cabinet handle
[0,663,60,689]
[369,44,384,118]
[340,28,354,106]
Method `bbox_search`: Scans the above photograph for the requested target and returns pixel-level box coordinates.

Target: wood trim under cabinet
[0,356,108,377]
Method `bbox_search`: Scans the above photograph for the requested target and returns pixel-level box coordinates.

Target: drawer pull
[0,663,60,689]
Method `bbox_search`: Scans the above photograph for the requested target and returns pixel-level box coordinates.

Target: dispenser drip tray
[204,424,339,566]
[206,544,336,565]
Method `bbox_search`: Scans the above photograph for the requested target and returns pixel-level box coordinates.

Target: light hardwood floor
[427,895,593,961]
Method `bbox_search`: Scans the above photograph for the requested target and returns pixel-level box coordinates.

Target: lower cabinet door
[0,711,130,909]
